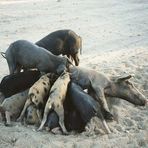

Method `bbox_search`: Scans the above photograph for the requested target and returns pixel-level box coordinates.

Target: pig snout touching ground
[0,90,28,126]
[37,71,70,135]
[104,75,147,106]
[17,73,58,123]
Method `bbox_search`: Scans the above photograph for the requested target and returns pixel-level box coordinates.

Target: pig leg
[67,55,74,64]
[6,57,16,74]
[101,119,111,134]
[0,106,7,125]
[17,98,32,122]
[92,85,113,121]
[71,53,79,66]
[37,103,50,131]
[0,92,5,104]
[8,64,16,74]
[54,106,68,135]
[85,117,111,135]
[36,109,42,123]
[5,111,11,126]
[37,107,50,131]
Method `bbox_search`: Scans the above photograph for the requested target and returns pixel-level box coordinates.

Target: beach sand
[0,0,148,147]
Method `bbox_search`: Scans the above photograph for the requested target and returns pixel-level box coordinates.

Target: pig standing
[5,40,72,74]
[36,29,82,66]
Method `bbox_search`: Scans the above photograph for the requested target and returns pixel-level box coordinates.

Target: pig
[69,66,114,120]
[37,71,70,135]
[17,73,58,123]
[24,104,59,131]
[4,40,72,74]
[69,66,147,120]
[0,70,40,103]
[64,109,85,133]
[68,82,111,134]
[103,75,147,106]
[24,104,40,126]
[64,93,85,133]
[0,90,28,126]
[36,29,82,66]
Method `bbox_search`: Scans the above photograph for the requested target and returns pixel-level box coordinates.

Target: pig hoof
[104,111,114,121]
[4,123,12,127]
[51,128,62,135]
[17,118,22,122]
[62,131,69,136]
[37,128,42,132]
[63,132,69,136]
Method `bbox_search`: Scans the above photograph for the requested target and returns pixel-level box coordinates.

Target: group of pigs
[0,29,147,135]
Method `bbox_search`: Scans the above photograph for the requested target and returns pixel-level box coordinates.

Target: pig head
[104,75,147,106]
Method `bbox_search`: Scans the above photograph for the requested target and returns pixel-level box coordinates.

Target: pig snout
[145,99,148,105]
[133,92,147,106]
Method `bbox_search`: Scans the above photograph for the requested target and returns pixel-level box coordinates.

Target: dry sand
[0,0,148,147]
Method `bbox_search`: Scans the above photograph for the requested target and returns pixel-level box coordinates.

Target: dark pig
[0,70,40,102]
[36,29,82,66]
[68,82,111,134]
[5,40,72,74]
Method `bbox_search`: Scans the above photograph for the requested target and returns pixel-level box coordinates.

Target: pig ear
[117,75,133,82]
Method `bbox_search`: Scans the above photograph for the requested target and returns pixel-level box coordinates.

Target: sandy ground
[0,0,148,147]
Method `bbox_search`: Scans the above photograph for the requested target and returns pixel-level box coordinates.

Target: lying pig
[17,73,58,122]
[104,75,147,106]
[0,70,40,103]
[0,90,28,125]
[37,71,70,134]
[70,66,147,120]
[68,82,111,134]
[36,29,82,66]
[4,40,72,74]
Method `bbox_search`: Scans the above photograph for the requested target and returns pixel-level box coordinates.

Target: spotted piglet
[0,90,28,126]
[24,104,40,126]
[38,71,70,134]
[17,73,58,123]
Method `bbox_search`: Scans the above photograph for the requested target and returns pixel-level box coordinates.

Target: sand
[0,0,148,147]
